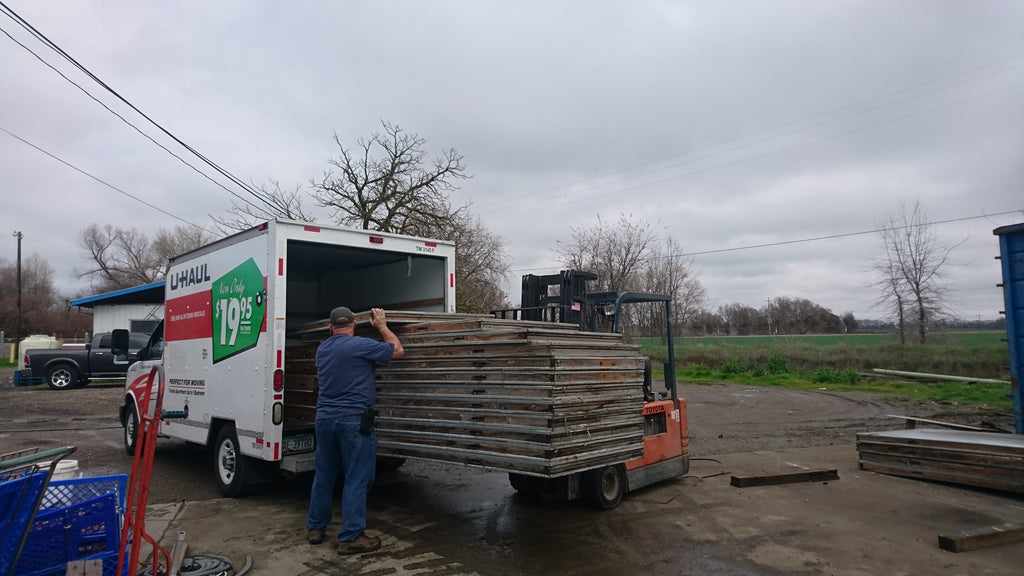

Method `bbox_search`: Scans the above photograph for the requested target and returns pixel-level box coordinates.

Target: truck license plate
[283,433,314,454]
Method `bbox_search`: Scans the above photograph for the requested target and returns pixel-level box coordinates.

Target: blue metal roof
[70,281,166,308]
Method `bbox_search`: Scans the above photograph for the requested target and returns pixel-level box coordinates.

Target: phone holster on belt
[359,408,376,434]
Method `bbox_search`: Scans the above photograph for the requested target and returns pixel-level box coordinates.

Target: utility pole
[13,231,22,351]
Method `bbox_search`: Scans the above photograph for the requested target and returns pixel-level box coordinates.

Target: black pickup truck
[20,332,150,390]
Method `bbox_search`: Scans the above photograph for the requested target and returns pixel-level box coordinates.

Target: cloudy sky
[2,1,1022,321]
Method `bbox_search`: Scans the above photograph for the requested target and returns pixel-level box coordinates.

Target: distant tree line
[687,297,857,336]
[0,255,92,340]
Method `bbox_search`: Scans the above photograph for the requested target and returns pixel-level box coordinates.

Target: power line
[677,210,1024,257]
[0,1,273,213]
[476,56,1024,218]
[510,208,1024,274]
[487,80,1024,220]
[0,125,205,230]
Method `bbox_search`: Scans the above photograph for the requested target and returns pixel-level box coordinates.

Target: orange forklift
[499,271,690,509]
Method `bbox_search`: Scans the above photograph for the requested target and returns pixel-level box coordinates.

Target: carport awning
[70,281,166,308]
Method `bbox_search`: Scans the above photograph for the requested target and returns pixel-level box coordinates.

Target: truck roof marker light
[369,236,384,244]
[424,241,437,248]
[257,222,268,231]
[273,369,284,392]
[303,225,321,233]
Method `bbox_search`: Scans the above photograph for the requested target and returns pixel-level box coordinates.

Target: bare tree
[559,214,706,338]
[641,236,707,340]
[763,296,842,334]
[871,233,910,344]
[871,200,960,344]
[78,224,211,292]
[311,121,470,235]
[212,180,317,232]
[418,212,512,313]
[208,122,509,313]
[558,214,659,293]
[688,309,726,335]
[0,254,56,336]
[718,303,762,336]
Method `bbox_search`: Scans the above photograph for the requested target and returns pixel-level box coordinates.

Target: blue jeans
[305,416,377,542]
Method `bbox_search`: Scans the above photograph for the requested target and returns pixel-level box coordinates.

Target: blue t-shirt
[314,334,395,420]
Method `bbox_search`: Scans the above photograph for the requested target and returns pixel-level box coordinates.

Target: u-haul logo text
[169,264,211,291]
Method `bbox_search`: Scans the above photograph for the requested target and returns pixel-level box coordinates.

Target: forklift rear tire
[585,465,626,509]
[214,423,248,497]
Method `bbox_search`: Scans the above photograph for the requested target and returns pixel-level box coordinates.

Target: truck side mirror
[111,329,130,364]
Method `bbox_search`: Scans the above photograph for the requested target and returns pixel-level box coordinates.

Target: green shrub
[812,366,860,384]
[720,359,745,375]
[690,363,713,377]
[813,366,841,383]
[768,353,789,375]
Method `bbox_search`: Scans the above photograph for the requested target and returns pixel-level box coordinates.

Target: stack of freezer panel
[286,312,647,477]
[856,428,1024,494]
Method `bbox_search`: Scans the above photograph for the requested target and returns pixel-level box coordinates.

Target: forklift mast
[512,270,597,325]
[493,270,678,405]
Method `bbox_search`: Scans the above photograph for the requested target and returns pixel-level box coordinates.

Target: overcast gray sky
[2,1,1022,321]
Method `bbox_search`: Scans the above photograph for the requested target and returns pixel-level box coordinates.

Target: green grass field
[4,333,1013,410]
[637,331,1013,410]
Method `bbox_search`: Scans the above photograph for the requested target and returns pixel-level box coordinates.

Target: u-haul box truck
[119,219,455,496]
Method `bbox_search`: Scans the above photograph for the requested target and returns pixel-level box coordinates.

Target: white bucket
[45,459,80,481]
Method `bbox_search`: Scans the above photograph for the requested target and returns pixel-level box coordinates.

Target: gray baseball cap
[329,306,355,325]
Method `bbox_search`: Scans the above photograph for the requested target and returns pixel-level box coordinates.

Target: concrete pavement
[134,444,1024,576]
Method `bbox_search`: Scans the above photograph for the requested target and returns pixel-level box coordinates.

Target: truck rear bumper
[280,452,317,474]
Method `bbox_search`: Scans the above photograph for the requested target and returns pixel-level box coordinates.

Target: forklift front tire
[585,464,626,510]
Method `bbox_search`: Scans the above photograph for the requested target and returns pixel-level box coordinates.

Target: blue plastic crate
[12,370,45,387]
[11,492,122,576]
[13,551,121,576]
[0,471,51,572]
[40,475,127,516]
[8,475,128,576]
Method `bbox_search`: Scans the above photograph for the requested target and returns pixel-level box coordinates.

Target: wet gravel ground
[0,366,1013,504]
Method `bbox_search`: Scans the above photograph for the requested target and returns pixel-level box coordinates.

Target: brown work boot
[307,529,325,545]
[337,533,381,555]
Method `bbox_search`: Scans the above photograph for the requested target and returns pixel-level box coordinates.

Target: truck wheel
[46,365,79,390]
[214,423,248,497]
[123,401,140,456]
[585,465,626,510]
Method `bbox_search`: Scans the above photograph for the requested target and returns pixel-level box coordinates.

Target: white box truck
[118,220,455,496]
